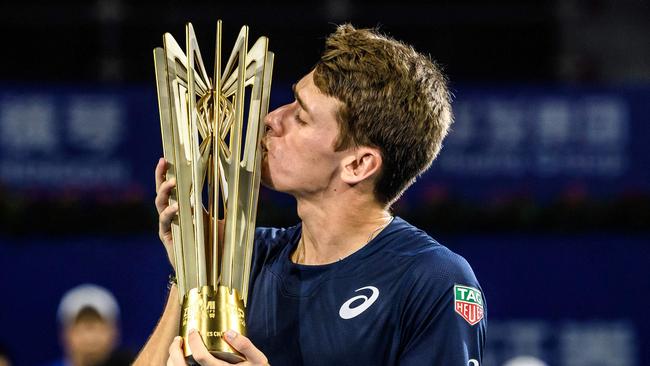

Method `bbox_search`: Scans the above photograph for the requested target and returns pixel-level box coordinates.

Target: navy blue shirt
[247,217,486,365]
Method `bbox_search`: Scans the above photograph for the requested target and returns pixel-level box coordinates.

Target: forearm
[134,284,181,365]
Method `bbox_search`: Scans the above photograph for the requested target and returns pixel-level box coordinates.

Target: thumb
[223,330,268,365]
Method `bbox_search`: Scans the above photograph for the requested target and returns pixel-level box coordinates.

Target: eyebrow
[292,83,311,115]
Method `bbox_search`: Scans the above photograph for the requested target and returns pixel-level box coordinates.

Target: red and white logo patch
[454,284,484,326]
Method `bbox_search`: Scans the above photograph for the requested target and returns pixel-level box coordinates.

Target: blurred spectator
[0,343,12,366]
[45,284,133,366]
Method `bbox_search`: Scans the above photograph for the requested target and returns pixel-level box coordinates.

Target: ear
[340,147,382,185]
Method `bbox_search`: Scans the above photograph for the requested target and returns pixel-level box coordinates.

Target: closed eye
[295,110,307,125]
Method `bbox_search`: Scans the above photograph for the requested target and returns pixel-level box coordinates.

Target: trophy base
[181,285,247,363]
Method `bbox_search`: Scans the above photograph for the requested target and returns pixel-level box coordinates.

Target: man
[49,284,131,366]
[136,24,486,365]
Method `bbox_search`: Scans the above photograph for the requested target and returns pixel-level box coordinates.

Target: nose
[263,103,288,136]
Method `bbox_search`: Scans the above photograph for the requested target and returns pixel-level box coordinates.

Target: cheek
[272,137,302,167]
[265,131,340,186]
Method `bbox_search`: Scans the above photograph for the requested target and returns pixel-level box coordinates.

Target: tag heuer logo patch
[454,285,484,326]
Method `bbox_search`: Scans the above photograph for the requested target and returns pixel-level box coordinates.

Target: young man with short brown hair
[137,24,486,366]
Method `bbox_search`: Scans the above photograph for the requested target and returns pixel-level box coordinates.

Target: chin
[260,168,291,194]
[260,157,294,194]
[260,162,276,190]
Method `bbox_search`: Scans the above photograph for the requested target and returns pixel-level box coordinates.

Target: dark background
[0,1,648,365]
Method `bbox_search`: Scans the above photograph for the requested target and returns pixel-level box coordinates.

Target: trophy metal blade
[187,23,209,287]
[221,25,249,292]
[242,51,274,305]
[210,20,223,289]
[161,32,200,293]
[154,47,187,300]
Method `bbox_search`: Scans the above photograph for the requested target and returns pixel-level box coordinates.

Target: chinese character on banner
[560,322,636,366]
[67,96,124,155]
[0,95,58,156]
[582,97,628,149]
[536,99,571,147]
[487,100,526,150]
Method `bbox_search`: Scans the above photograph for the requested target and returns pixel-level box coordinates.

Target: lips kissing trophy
[153,21,273,363]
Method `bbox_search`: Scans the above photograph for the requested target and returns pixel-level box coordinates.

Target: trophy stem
[181,285,247,363]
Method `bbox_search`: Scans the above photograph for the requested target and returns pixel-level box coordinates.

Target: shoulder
[253,225,300,263]
[385,217,480,290]
[384,217,471,272]
[255,225,299,245]
[386,219,486,331]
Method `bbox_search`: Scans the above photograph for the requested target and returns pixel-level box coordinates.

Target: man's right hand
[155,157,179,271]
[167,330,269,366]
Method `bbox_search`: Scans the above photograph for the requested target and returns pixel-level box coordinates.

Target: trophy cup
[153,21,273,363]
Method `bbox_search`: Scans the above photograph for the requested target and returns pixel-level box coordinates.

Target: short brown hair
[313,24,452,205]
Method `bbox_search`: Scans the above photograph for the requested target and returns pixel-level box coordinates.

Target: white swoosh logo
[339,286,380,319]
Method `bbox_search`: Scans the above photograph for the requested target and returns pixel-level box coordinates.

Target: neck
[293,191,391,265]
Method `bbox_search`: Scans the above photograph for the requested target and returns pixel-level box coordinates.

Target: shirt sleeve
[398,250,487,366]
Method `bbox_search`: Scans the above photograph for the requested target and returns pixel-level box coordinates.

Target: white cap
[503,356,548,366]
[57,284,120,324]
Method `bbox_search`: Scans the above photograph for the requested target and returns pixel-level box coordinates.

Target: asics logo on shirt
[339,286,380,319]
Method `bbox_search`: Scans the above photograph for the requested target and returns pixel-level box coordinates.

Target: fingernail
[225,329,237,341]
[172,203,179,210]
[174,336,182,342]
[189,328,197,335]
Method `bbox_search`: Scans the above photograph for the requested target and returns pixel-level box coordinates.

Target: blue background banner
[1,84,648,204]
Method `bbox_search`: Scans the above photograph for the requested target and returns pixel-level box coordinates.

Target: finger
[168,336,187,365]
[155,157,168,193]
[159,203,179,232]
[155,178,177,213]
[223,330,268,365]
[187,330,227,366]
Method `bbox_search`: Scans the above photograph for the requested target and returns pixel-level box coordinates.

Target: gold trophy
[153,21,273,363]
